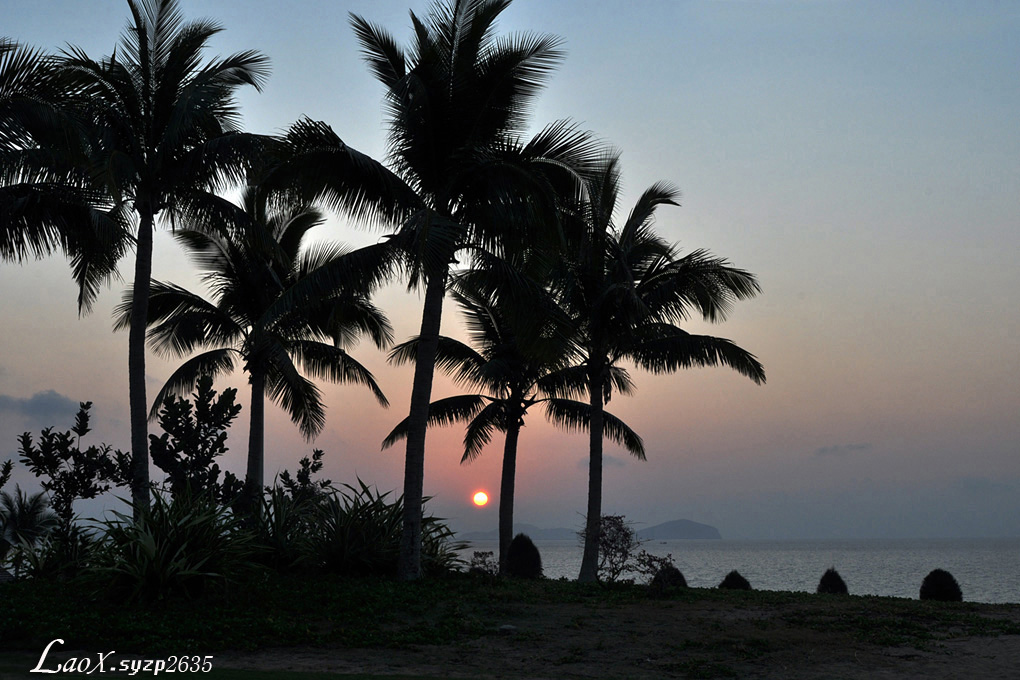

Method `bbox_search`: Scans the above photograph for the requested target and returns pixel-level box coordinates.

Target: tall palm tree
[56,0,269,516]
[268,0,599,578]
[382,276,643,573]
[557,155,766,582]
[1,38,129,311]
[114,186,392,509]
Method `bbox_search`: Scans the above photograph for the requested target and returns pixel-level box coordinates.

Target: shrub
[468,551,498,579]
[650,565,687,592]
[920,568,963,602]
[718,570,752,590]
[310,480,464,577]
[577,514,642,583]
[817,567,848,595]
[22,524,98,581]
[506,533,542,579]
[93,491,259,602]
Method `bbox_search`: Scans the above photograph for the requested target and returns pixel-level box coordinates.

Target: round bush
[650,564,687,590]
[506,533,542,579]
[817,567,849,595]
[919,568,963,602]
[718,570,752,590]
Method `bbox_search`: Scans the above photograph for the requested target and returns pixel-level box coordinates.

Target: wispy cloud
[0,390,79,425]
[814,443,872,457]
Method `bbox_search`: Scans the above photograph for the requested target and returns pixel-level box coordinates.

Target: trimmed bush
[506,533,542,579]
[920,568,963,602]
[650,564,687,591]
[718,569,752,590]
[817,567,849,595]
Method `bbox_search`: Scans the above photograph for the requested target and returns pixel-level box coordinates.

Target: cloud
[0,390,79,425]
[577,454,628,470]
[813,443,872,457]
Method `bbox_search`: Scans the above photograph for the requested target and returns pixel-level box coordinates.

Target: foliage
[468,551,499,579]
[633,550,679,582]
[0,486,59,577]
[251,487,316,573]
[920,568,963,602]
[93,491,259,602]
[649,564,687,593]
[577,515,643,583]
[817,567,849,595]
[277,449,332,505]
[148,375,244,505]
[20,523,97,581]
[0,460,11,493]
[309,480,464,578]
[506,533,543,579]
[17,402,129,528]
[719,570,752,591]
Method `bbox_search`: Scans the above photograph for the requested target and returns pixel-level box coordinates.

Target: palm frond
[381,394,489,450]
[543,399,645,459]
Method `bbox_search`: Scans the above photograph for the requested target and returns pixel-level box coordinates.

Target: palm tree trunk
[128,207,154,520]
[399,272,447,580]
[245,369,266,514]
[578,364,605,583]
[498,417,521,575]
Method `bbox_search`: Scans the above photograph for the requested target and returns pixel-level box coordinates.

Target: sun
[472,491,489,507]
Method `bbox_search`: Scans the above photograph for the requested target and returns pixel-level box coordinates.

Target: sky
[1,0,1018,540]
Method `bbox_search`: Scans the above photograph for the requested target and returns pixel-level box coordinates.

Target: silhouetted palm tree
[114,186,392,509]
[556,155,766,582]
[382,276,642,573]
[56,0,269,515]
[0,486,58,578]
[1,38,129,310]
[268,0,598,578]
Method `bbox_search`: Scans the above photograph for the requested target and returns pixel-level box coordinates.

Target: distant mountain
[460,519,721,541]
[636,519,722,540]
[460,524,577,541]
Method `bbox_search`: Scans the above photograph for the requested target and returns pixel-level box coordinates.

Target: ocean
[457,537,1020,604]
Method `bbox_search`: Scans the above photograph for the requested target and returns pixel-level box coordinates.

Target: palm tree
[268,0,599,578]
[0,486,58,578]
[56,0,269,516]
[114,186,392,509]
[556,155,766,582]
[382,276,642,573]
[1,38,129,311]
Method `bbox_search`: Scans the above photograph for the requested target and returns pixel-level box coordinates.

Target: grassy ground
[3,574,1020,678]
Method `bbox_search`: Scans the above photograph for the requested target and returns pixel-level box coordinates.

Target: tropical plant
[577,514,642,584]
[554,155,766,582]
[94,490,259,602]
[114,186,391,510]
[383,277,642,573]
[0,486,59,577]
[817,567,849,595]
[269,0,600,578]
[308,480,465,578]
[147,374,244,504]
[17,401,130,530]
[0,459,11,493]
[54,0,269,515]
[1,38,129,310]
[719,570,752,590]
[506,533,542,579]
[920,568,963,602]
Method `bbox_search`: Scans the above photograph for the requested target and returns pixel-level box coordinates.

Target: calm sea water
[457,538,1020,604]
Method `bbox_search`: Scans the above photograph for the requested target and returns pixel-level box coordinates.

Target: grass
[2,574,1019,678]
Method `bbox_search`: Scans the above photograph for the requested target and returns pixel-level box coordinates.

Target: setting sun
[472,491,489,507]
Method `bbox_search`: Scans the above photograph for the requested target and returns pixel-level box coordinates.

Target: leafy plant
[0,486,59,578]
[0,459,11,493]
[506,533,543,579]
[577,514,642,583]
[309,480,464,577]
[277,449,332,505]
[94,491,259,602]
[468,551,499,579]
[920,568,963,602]
[20,523,98,581]
[17,402,129,529]
[148,375,244,505]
